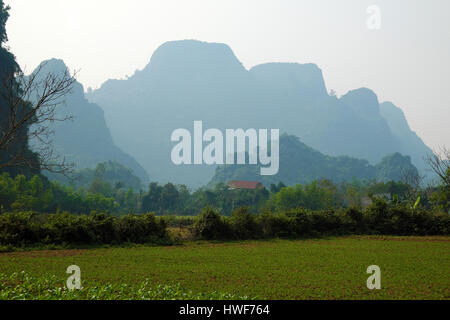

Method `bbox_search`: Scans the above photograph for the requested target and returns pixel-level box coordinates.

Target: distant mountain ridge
[46,160,144,191]
[85,40,432,187]
[209,134,419,187]
[379,101,432,172]
[31,59,150,185]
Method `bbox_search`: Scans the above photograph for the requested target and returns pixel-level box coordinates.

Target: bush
[0,200,448,248]
[229,207,261,240]
[287,208,312,236]
[365,198,450,236]
[341,207,366,234]
[193,207,231,240]
[257,211,295,238]
[0,212,41,246]
[0,211,169,247]
[115,213,167,243]
[164,215,197,228]
[309,210,343,235]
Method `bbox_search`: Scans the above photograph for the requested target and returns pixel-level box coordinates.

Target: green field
[0,236,449,300]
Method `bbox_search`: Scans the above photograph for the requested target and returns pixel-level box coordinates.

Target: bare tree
[400,169,424,200]
[426,146,450,187]
[0,61,77,175]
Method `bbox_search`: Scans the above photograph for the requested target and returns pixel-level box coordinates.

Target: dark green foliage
[141,182,183,214]
[339,207,366,233]
[229,207,260,240]
[142,181,270,216]
[160,183,179,211]
[257,211,296,238]
[195,203,449,241]
[0,173,272,216]
[0,1,9,44]
[430,168,450,214]
[193,207,231,240]
[0,1,40,178]
[1,172,448,248]
[365,198,449,236]
[0,173,118,214]
[141,182,163,212]
[0,200,448,248]
[367,180,412,200]
[115,213,167,243]
[270,182,286,194]
[2,172,448,221]
[0,211,169,247]
[269,180,341,212]
[164,215,197,228]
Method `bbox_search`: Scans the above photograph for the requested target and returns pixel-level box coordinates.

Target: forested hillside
[209,134,419,187]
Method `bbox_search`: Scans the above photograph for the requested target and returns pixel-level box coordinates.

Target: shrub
[193,207,231,240]
[0,211,169,247]
[309,210,343,235]
[343,207,366,233]
[0,201,448,248]
[257,211,295,238]
[229,207,261,240]
[115,213,167,243]
[164,215,197,228]
[0,212,40,246]
[364,198,450,236]
[286,208,312,237]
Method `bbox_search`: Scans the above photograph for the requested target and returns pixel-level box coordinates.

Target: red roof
[228,180,264,190]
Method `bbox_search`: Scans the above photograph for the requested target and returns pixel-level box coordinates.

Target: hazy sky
[4,0,450,151]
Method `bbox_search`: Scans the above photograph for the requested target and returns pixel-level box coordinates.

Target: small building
[227,180,264,190]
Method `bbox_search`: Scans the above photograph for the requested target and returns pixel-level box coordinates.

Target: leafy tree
[271,180,339,212]
[160,183,179,212]
[430,168,450,213]
[375,153,419,183]
[142,182,163,213]
[89,178,113,197]
[194,207,231,240]
[230,206,260,239]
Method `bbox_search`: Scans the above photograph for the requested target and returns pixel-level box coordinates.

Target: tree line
[1,166,449,217]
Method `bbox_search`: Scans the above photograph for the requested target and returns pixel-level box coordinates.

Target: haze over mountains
[210,134,419,187]
[31,59,149,185]
[84,40,431,187]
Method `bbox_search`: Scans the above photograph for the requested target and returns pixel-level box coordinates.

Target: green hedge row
[1,199,448,247]
[0,212,169,247]
[194,200,450,240]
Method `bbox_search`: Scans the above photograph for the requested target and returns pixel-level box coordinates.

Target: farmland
[0,236,449,300]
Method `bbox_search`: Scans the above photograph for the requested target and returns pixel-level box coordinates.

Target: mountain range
[209,134,419,187]
[84,40,431,187]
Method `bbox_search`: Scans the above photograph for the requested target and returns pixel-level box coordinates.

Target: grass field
[0,236,449,300]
